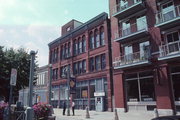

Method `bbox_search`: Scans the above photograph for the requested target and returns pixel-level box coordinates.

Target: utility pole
[25,50,35,120]
[48,64,52,105]
[66,67,70,116]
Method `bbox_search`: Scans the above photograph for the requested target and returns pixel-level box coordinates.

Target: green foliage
[0,46,38,101]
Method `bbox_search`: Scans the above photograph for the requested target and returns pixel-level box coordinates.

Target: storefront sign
[94,92,105,97]
[82,90,88,98]
[10,68,17,86]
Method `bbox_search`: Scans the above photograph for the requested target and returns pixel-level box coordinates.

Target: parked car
[151,115,180,120]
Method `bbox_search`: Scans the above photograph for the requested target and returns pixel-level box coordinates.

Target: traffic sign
[10,68,17,86]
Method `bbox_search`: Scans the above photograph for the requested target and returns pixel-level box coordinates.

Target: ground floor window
[171,66,180,101]
[126,71,155,102]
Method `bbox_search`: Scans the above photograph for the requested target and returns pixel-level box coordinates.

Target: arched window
[64,44,67,58]
[68,42,71,57]
[73,39,78,56]
[60,45,64,60]
[100,27,105,45]
[94,29,100,48]
[89,32,94,49]
[78,37,82,54]
[82,35,86,52]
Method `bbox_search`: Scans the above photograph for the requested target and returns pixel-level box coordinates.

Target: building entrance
[171,66,180,112]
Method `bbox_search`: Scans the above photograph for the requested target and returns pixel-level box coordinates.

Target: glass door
[125,45,133,63]
[122,20,131,36]
[140,41,150,60]
[161,1,175,22]
[137,16,147,31]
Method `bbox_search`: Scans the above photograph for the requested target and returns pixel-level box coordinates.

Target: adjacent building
[109,0,180,115]
[18,65,49,105]
[48,13,113,111]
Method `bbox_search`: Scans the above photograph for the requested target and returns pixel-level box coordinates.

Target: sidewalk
[53,108,155,120]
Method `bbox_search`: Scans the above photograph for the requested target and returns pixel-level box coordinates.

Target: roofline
[48,12,108,47]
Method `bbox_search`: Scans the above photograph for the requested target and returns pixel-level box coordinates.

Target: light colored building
[18,65,49,105]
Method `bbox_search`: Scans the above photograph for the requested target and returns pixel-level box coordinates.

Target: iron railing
[159,40,180,58]
[114,20,148,40]
[113,49,150,68]
[156,5,180,25]
[112,0,142,15]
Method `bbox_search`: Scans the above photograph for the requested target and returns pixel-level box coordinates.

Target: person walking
[63,101,66,115]
[71,101,75,116]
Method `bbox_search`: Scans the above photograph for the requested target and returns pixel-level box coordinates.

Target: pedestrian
[63,101,66,115]
[71,101,75,116]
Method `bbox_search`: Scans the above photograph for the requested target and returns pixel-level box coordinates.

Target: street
[53,108,155,120]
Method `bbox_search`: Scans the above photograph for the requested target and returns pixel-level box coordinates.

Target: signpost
[10,68,17,86]
[8,68,17,120]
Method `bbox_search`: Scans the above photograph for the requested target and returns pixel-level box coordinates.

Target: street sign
[10,68,17,86]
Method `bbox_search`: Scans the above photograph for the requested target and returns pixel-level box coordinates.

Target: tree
[0,46,38,102]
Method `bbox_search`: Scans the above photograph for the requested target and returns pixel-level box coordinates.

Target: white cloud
[0,25,59,66]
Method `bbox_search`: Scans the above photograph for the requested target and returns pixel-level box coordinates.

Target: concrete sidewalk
[53,108,155,120]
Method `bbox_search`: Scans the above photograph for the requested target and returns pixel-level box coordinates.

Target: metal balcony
[114,21,149,43]
[158,41,180,61]
[113,49,151,69]
[155,5,180,30]
[112,0,145,19]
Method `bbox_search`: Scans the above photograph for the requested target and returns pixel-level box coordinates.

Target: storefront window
[171,66,180,101]
[126,71,155,102]
[127,80,139,102]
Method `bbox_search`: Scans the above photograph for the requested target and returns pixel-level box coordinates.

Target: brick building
[48,13,113,111]
[109,0,180,115]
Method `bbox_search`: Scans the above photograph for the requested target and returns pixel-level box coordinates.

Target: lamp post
[62,66,70,116]
[48,64,52,105]
[25,50,36,120]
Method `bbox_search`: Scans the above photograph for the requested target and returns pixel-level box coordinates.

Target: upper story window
[78,37,82,54]
[82,35,86,52]
[73,60,86,75]
[66,27,71,32]
[95,29,100,48]
[73,35,86,56]
[100,27,105,46]
[73,39,78,56]
[60,65,70,78]
[89,57,95,72]
[161,1,175,21]
[68,42,71,58]
[89,32,95,49]
[89,54,106,72]
[120,0,128,9]
[52,68,58,80]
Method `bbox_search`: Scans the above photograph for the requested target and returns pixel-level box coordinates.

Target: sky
[0,0,109,66]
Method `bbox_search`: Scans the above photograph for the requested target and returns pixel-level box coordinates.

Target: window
[122,20,131,36]
[82,60,86,73]
[66,27,71,32]
[124,45,133,62]
[136,16,147,31]
[78,38,82,54]
[140,41,150,59]
[95,56,101,71]
[100,27,105,45]
[101,54,106,69]
[82,35,86,52]
[166,31,180,53]
[68,42,71,57]
[89,32,95,49]
[60,46,64,60]
[95,30,100,48]
[89,58,95,72]
[73,40,78,56]
[73,63,78,75]
[78,61,83,74]
[161,1,175,22]
[126,71,155,102]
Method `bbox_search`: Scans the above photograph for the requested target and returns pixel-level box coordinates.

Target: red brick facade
[109,0,180,115]
[48,13,113,111]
